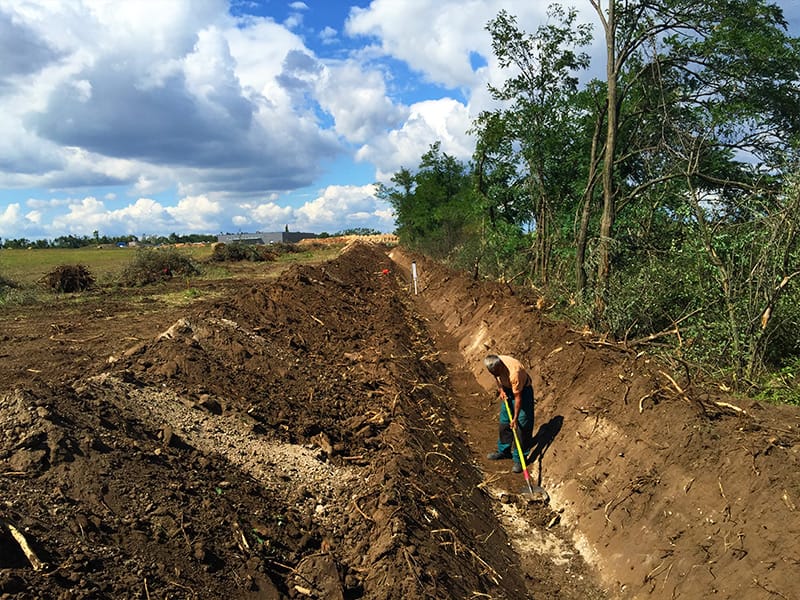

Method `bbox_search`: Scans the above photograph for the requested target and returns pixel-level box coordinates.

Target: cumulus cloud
[345,1,573,90]
[294,184,389,230]
[346,0,497,90]
[0,10,63,87]
[225,184,393,234]
[0,0,587,239]
[316,60,408,144]
[357,98,474,181]
[319,26,338,45]
[167,195,223,231]
[0,202,23,236]
[2,1,343,199]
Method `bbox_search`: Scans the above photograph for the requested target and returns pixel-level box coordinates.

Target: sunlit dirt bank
[1,241,798,599]
[391,246,800,600]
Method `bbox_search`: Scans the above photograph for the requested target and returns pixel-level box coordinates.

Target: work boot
[486,450,511,460]
[512,462,523,474]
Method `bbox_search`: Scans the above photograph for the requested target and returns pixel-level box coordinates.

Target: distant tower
[285,224,289,232]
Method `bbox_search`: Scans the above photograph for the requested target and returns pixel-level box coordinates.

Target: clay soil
[1,241,799,599]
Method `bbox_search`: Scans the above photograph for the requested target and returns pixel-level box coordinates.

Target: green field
[0,242,346,293]
[0,245,214,287]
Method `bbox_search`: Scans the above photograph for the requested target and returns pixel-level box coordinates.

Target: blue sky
[0,1,798,241]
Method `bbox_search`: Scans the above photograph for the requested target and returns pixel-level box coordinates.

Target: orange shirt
[496,355,530,395]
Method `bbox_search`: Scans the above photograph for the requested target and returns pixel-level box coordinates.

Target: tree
[480,5,593,284]
[379,143,472,258]
[377,167,415,240]
[588,0,800,321]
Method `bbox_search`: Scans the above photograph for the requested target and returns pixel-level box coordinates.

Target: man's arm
[511,389,522,430]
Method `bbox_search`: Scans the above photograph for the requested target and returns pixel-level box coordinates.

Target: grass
[0,243,346,307]
[0,246,213,287]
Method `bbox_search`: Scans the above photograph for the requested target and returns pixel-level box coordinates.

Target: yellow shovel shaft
[502,396,528,472]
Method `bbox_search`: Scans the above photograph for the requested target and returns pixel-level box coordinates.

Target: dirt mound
[1,242,531,599]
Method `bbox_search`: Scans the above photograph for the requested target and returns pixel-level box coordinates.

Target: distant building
[216,231,318,245]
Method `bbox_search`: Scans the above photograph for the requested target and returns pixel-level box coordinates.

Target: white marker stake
[411,261,418,295]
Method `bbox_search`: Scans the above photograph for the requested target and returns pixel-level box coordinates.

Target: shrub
[41,265,95,293]
[209,243,277,262]
[119,248,199,286]
[0,273,18,293]
[268,242,304,254]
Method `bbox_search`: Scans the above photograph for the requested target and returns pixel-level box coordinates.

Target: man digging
[484,354,534,474]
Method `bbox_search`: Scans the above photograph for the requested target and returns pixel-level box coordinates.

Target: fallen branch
[351,499,374,522]
[627,328,680,348]
[713,401,746,415]
[638,392,656,413]
[583,339,635,354]
[424,451,454,466]
[49,333,104,344]
[2,518,46,570]
[658,370,687,398]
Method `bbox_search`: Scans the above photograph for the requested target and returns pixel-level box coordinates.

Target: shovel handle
[502,396,535,494]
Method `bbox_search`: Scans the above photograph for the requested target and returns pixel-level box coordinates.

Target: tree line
[0,227,384,250]
[380,1,800,399]
[0,232,217,249]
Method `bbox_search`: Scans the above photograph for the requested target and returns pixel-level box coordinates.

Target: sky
[0,1,798,241]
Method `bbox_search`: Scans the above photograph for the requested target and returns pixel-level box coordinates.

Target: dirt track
[1,241,799,599]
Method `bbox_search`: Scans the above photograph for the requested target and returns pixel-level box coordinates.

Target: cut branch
[2,518,46,570]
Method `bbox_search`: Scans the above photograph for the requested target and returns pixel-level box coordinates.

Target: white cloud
[167,195,223,231]
[0,203,23,236]
[316,60,408,143]
[294,184,393,231]
[1,2,340,201]
[345,1,580,91]
[246,201,296,228]
[346,0,494,90]
[356,98,474,181]
[0,0,609,240]
[319,26,338,45]
[45,196,175,237]
[25,210,43,224]
[219,185,393,234]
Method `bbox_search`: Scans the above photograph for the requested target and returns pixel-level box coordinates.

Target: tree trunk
[576,110,603,295]
[595,0,617,318]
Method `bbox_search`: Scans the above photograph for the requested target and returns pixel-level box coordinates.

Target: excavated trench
[1,241,798,600]
[391,247,800,600]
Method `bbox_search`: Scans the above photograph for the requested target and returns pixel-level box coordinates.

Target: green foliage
[0,272,20,304]
[754,359,800,406]
[480,6,593,283]
[334,227,382,236]
[381,1,800,403]
[380,142,473,258]
[0,232,216,249]
[601,248,710,341]
[119,248,200,287]
[209,243,277,262]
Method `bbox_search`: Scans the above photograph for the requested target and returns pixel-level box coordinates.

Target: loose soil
[1,241,799,599]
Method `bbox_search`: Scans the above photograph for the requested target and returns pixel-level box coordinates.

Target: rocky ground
[1,240,799,599]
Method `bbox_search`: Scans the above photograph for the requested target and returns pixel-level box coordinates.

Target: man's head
[484,354,504,376]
